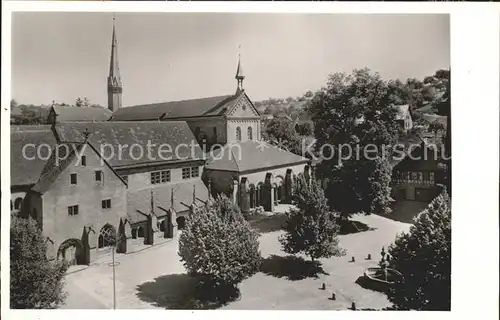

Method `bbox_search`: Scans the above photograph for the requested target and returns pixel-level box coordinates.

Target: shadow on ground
[378,201,429,224]
[354,276,389,294]
[260,254,329,281]
[136,274,240,309]
[248,214,288,234]
[338,219,375,235]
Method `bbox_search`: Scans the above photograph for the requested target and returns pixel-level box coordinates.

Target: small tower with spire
[235,46,245,94]
[107,15,122,112]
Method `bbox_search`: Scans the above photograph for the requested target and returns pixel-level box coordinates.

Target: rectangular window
[191,167,199,178]
[95,170,103,182]
[161,170,171,183]
[102,199,111,209]
[151,171,161,184]
[182,168,191,180]
[68,205,79,216]
[151,170,171,184]
[81,155,86,166]
[70,173,77,185]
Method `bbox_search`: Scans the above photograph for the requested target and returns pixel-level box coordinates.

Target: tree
[307,68,399,217]
[178,195,261,290]
[10,216,68,309]
[386,190,451,310]
[327,157,393,217]
[263,116,303,155]
[209,194,242,219]
[11,99,18,108]
[304,90,314,99]
[75,97,90,108]
[279,175,346,262]
[428,120,446,142]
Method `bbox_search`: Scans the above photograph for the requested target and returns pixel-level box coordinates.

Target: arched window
[236,127,241,142]
[247,126,253,140]
[14,197,23,210]
[98,224,116,248]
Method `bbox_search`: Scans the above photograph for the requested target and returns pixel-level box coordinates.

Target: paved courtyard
[61,211,413,310]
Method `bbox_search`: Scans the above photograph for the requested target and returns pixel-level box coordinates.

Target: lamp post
[102,229,122,310]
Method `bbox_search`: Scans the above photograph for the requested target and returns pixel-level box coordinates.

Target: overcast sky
[11,13,449,106]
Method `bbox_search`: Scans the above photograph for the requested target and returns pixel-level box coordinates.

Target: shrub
[279,175,346,261]
[386,191,451,310]
[10,216,68,309]
[178,196,261,288]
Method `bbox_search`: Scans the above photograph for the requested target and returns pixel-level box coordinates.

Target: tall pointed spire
[107,14,122,112]
[235,45,245,94]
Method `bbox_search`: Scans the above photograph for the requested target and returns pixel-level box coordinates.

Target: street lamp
[101,228,124,310]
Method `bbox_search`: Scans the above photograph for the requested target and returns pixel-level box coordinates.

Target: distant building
[390,138,445,202]
[394,104,413,132]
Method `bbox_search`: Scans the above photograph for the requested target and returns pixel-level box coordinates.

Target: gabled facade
[25,141,128,264]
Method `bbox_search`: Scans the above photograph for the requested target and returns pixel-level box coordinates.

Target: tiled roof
[32,142,127,194]
[205,140,308,173]
[53,121,205,168]
[111,94,240,121]
[11,125,52,132]
[11,128,57,187]
[52,106,113,122]
[126,179,209,223]
[390,135,425,168]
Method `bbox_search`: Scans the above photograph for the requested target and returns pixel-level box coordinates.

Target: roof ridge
[123,94,234,109]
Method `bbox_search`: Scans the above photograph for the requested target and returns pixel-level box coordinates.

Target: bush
[386,191,451,310]
[178,195,261,288]
[10,216,68,309]
[279,175,346,261]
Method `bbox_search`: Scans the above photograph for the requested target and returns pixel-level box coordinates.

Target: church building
[11,18,310,266]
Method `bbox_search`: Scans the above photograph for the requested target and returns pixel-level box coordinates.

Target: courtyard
[60,206,414,310]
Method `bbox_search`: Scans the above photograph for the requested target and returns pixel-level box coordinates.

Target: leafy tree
[327,157,393,216]
[75,97,90,108]
[304,90,314,99]
[178,195,261,289]
[10,216,68,309]
[308,68,399,217]
[295,122,313,136]
[386,190,451,310]
[428,120,446,141]
[263,116,302,155]
[279,175,346,262]
[210,194,241,219]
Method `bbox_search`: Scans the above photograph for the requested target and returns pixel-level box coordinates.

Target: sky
[11,13,450,107]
